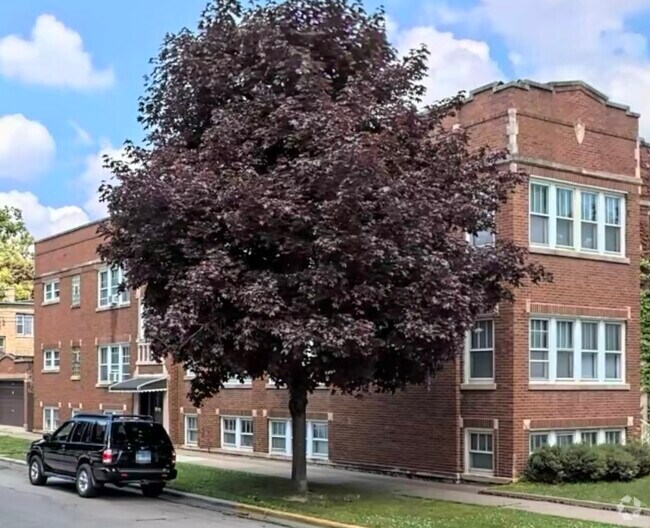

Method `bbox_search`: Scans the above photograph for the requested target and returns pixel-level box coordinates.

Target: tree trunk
[289,381,308,495]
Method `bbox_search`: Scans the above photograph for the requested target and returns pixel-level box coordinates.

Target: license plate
[136,451,152,464]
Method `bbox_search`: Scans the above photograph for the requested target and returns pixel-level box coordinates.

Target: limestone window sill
[529,246,629,265]
[529,383,630,391]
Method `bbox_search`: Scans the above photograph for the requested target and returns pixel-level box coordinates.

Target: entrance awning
[109,376,167,393]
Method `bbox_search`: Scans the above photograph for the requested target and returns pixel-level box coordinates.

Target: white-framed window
[15,313,33,336]
[43,280,60,303]
[221,417,253,451]
[469,229,495,247]
[0,336,5,353]
[308,421,329,459]
[98,266,129,308]
[268,419,329,459]
[269,419,291,455]
[103,410,123,416]
[466,319,494,382]
[71,408,81,418]
[529,429,625,453]
[43,349,60,371]
[71,347,81,377]
[98,344,130,383]
[466,430,493,475]
[71,275,81,306]
[529,318,625,384]
[224,376,253,388]
[43,407,59,432]
[185,415,198,446]
[529,179,625,256]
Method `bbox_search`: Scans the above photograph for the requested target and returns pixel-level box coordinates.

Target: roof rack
[73,413,153,421]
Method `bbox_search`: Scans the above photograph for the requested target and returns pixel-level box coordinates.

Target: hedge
[523,442,650,483]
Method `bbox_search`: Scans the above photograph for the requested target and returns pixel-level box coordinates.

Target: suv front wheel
[76,464,98,498]
[141,483,165,498]
[28,456,47,486]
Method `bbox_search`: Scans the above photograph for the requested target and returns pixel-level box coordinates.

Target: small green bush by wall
[524,443,650,483]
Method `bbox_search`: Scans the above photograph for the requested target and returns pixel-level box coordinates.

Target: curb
[481,488,650,517]
[163,487,365,528]
[0,456,26,466]
[1,457,361,528]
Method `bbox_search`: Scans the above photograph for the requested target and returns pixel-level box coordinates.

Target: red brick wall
[456,82,641,478]
[33,222,137,429]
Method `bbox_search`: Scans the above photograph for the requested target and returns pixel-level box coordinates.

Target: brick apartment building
[0,290,34,429]
[33,79,644,481]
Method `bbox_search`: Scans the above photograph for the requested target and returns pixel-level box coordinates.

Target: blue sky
[2,0,650,238]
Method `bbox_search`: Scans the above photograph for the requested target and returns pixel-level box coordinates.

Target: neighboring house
[33,80,643,482]
[0,290,34,429]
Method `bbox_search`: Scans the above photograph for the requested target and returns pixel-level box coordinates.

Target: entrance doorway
[139,392,164,424]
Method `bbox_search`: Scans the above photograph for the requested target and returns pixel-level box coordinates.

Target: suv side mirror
[42,433,51,442]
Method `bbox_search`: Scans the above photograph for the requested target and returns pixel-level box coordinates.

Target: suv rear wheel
[28,456,47,486]
[76,464,98,498]
[141,483,165,498]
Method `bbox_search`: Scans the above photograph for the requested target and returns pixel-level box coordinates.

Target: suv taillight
[102,449,113,465]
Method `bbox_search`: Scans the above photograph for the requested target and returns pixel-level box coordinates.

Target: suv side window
[88,420,107,445]
[70,422,88,443]
[52,421,75,443]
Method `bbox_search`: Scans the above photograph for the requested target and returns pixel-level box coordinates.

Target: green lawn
[500,477,650,506]
[0,435,30,461]
[170,463,614,528]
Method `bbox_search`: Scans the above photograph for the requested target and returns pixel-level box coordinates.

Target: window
[71,408,81,418]
[530,183,549,244]
[529,318,625,384]
[269,420,291,455]
[470,229,495,247]
[556,432,574,447]
[83,420,107,444]
[529,433,549,453]
[224,376,253,387]
[530,429,625,453]
[467,431,493,474]
[581,431,599,446]
[43,349,60,371]
[98,344,130,384]
[605,430,623,445]
[103,410,123,416]
[43,407,59,432]
[467,320,494,381]
[71,347,81,377]
[98,267,129,307]
[529,179,625,256]
[529,320,549,380]
[71,275,81,306]
[70,422,88,443]
[52,421,74,442]
[221,417,254,451]
[0,336,5,353]
[309,422,329,459]
[15,314,33,336]
[185,415,198,446]
[605,323,622,380]
[43,280,60,303]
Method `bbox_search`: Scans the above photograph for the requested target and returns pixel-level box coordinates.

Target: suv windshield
[110,421,172,449]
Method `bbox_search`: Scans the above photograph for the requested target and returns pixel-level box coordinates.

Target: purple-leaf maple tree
[98,0,549,493]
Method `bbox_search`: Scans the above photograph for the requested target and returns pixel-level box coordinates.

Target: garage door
[0,381,24,427]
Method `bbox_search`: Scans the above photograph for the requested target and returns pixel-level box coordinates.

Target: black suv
[26,413,177,498]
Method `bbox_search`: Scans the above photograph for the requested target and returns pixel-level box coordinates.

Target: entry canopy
[109,376,167,393]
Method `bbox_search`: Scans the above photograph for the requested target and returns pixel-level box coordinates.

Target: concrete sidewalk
[0,425,39,441]
[177,448,647,527]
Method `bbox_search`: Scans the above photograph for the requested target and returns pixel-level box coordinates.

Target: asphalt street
[0,460,277,528]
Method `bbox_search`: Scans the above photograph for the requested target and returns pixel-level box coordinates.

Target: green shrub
[560,444,606,482]
[599,445,640,481]
[523,446,565,483]
[623,442,650,476]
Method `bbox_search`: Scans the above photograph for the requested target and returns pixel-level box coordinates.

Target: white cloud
[78,143,125,219]
[446,0,650,135]
[69,120,93,146]
[0,191,89,239]
[0,114,55,181]
[392,22,502,105]
[0,14,114,90]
